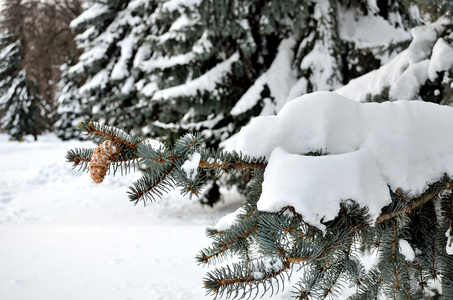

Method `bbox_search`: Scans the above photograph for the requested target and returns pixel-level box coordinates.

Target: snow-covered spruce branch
[66,91,453,299]
[66,120,267,203]
[77,121,140,149]
[200,199,372,299]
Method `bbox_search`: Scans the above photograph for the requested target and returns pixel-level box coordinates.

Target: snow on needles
[182,153,201,180]
[231,37,297,116]
[152,53,239,100]
[236,91,453,231]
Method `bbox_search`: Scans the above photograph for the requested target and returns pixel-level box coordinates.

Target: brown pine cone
[89,140,118,184]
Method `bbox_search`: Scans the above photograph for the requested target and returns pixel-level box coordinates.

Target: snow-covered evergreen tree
[54,62,88,140]
[1,0,81,140]
[136,0,420,145]
[66,0,158,131]
[0,42,46,140]
[64,0,419,143]
[0,1,46,141]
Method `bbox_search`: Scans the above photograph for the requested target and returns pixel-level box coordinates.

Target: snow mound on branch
[236,91,453,230]
[70,3,110,29]
[428,38,453,82]
[181,152,201,180]
[336,21,448,101]
[152,53,239,100]
[338,7,411,48]
[231,37,297,116]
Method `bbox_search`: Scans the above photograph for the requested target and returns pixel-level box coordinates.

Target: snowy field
[0,134,302,300]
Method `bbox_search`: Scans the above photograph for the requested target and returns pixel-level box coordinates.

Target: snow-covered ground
[0,134,298,300]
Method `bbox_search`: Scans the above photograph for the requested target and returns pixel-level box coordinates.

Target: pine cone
[89,140,119,184]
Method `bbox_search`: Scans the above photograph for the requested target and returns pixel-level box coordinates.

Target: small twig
[211,260,291,288]
[134,164,175,200]
[87,122,138,149]
[199,226,258,264]
[375,182,453,225]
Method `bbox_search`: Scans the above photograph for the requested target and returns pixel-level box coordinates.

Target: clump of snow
[260,147,389,231]
[169,14,199,32]
[390,59,429,100]
[133,44,152,68]
[142,138,165,151]
[214,207,245,231]
[358,248,380,271]
[181,153,201,180]
[152,53,239,100]
[127,0,149,10]
[399,239,415,261]
[121,76,135,95]
[162,0,202,12]
[446,229,453,255]
[110,34,135,80]
[249,257,285,280]
[300,40,340,91]
[70,3,110,29]
[338,7,411,48]
[192,31,213,55]
[140,81,158,97]
[236,91,453,230]
[140,52,195,72]
[79,68,110,94]
[428,38,453,81]
[231,37,297,116]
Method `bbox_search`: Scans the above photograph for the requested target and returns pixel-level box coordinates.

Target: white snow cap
[181,152,201,180]
[236,91,453,230]
[446,229,453,255]
[399,239,415,261]
[214,207,246,231]
[428,38,453,81]
[336,21,448,101]
[143,138,165,151]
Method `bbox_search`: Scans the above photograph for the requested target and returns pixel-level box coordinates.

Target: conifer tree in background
[54,62,88,140]
[133,0,420,144]
[64,0,420,142]
[65,0,159,132]
[0,40,44,140]
[0,0,45,141]
[0,0,82,140]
